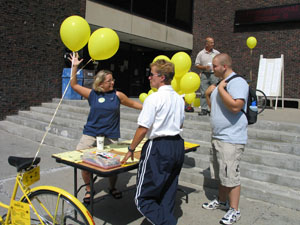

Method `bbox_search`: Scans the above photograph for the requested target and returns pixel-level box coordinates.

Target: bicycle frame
[0,166,45,225]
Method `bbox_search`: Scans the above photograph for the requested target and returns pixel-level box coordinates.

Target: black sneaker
[198,109,209,116]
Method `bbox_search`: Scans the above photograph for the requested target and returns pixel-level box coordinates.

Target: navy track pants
[135,135,185,225]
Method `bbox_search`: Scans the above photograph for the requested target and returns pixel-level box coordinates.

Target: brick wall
[192,0,300,99]
[0,0,86,120]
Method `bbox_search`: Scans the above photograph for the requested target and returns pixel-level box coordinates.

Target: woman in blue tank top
[70,53,142,203]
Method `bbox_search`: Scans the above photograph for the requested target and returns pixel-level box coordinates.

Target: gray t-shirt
[210,73,248,144]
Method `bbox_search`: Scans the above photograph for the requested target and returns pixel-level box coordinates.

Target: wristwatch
[128,146,135,153]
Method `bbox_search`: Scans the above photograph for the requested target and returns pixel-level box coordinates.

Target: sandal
[109,188,122,199]
[83,190,95,204]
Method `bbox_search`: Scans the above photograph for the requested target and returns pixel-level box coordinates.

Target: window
[132,0,166,23]
[92,0,193,33]
[234,4,300,26]
[167,0,193,32]
[93,0,131,12]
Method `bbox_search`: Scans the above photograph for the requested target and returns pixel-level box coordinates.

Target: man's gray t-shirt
[210,73,248,144]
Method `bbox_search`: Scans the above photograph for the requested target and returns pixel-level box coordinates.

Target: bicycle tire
[20,186,94,225]
[255,89,267,114]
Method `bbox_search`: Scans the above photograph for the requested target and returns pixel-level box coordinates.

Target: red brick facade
[0,0,86,120]
[191,1,300,100]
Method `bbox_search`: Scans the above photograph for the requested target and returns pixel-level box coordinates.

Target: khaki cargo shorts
[210,138,245,187]
[76,134,118,150]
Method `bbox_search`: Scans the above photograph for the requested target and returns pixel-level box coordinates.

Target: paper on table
[53,151,83,163]
[121,156,139,167]
[184,142,200,149]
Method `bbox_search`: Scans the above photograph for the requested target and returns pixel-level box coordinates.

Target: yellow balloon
[151,87,158,92]
[177,90,184,95]
[152,55,171,63]
[88,28,120,60]
[193,98,200,107]
[148,90,154,95]
[171,78,180,92]
[185,92,196,104]
[180,72,201,94]
[247,36,257,49]
[171,52,191,78]
[139,93,148,103]
[174,72,186,79]
[60,15,91,51]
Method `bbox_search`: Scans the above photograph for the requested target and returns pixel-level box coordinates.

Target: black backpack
[223,74,258,125]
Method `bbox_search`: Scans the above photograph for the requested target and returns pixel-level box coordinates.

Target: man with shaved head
[195,37,220,115]
[202,53,248,224]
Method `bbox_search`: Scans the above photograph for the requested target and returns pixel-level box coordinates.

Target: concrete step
[246,139,300,156]
[18,110,85,129]
[0,120,77,150]
[248,128,300,144]
[6,115,82,139]
[51,99,300,144]
[52,98,300,132]
[183,152,300,189]
[52,98,89,108]
[253,119,300,134]
[41,102,90,115]
[30,106,88,121]
[185,145,300,172]
[179,166,300,211]
[52,98,141,115]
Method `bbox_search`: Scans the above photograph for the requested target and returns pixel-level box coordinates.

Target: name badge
[98,97,105,103]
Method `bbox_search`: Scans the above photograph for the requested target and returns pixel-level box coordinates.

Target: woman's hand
[68,52,83,67]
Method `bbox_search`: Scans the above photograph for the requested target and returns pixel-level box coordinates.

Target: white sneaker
[220,207,241,224]
[202,199,229,210]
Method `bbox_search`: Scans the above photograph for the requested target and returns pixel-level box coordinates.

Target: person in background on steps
[203,53,248,225]
[122,59,185,225]
[69,53,142,204]
[195,37,220,116]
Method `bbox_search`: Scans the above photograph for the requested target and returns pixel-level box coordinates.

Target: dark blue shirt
[83,89,120,138]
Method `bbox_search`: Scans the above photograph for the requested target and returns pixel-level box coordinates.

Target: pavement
[0,107,300,225]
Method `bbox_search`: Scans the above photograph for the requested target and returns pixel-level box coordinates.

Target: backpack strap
[224,74,247,115]
[225,74,244,83]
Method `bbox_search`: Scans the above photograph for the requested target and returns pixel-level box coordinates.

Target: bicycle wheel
[255,89,267,114]
[20,186,94,225]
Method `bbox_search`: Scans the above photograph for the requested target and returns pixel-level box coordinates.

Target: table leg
[90,173,94,217]
[74,167,77,198]
[177,187,189,203]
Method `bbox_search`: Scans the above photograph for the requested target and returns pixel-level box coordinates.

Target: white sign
[257,55,283,97]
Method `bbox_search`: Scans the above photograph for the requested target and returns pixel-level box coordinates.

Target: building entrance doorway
[84,42,176,97]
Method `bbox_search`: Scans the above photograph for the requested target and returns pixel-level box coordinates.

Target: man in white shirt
[122,59,185,225]
[195,37,220,115]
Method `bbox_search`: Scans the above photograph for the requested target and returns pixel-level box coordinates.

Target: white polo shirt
[137,85,185,139]
[195,48,220,72]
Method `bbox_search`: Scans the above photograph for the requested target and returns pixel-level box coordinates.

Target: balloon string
[32,53,93,165]
[250,49,253,81]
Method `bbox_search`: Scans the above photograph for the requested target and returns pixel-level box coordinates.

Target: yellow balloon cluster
[60,15,91,52]
[247,36,257,49]
[60,16,120,61]
[139,88,158,103]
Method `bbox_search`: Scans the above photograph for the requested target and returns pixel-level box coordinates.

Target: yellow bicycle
[0,156,95,225]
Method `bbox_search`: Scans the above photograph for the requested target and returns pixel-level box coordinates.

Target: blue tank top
[83,89,120,138]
